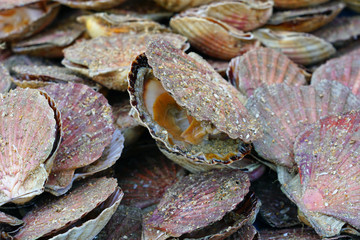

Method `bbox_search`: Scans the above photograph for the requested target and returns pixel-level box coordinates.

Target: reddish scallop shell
[246,80,360,169]
[227,47,307,98]
[311,50,360,97]
[0,88,62,205]
[0,212,23,226]
[143,169,250,239]
[41,83,114,195]
[14,177,122,240]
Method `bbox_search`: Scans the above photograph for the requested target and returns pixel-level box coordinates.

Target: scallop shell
[183,0,274,32]
[313,16,360,47]
[143,169,250,239]
[117,155,185,209]
[77,13,169,39]
[294,112,360,231]
[205,58,229,77]
[128,41,261,172]
[265,2,345,32]
[226,225,258,240]
[54,0,126,10]
[40,83,114,195]
[11,18,85,58]
[311,51,360,97]
[273,0,330,9]
[246,80,360,169]
[62,33,188,91]
[14,177,122,240]
[0,212,23,226]
[170,15,259,60]
[0,63,12,94]
[153,0,218,12]
[10,65,100,90]
[253,28,336,65]
[0,0,40,9]
[0,2,60,42]
[227,47,307,98]
[0,88,62,205]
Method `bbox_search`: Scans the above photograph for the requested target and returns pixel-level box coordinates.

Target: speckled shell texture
[0,88,61,205]
[227,47,307,97]
[273,0,330,9]
[265,2,344,32]
[41,83,114,195]
[0,3,60,41]
[15,177,122,240]
[153,0,218,11]
[253,29,335,65]
[54,0,126,10]
[143,169,250,239]
[294,112,360,230]
[62,33,188,91]
[170,15,259,60]
[246,80,360,169]
[311,50,360,97]
[313,17,360,46]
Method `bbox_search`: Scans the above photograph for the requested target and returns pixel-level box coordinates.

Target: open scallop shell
[265,2,345,33]
[129,40,261,172]
[170,15,259,60]
[54,0,125,10]
[0,2,60,42]
[253,28,335,65]
[311,51,360,97]
[153,0,218,12]
[11,18,85,58]
[14,177,122,240]
[77,13,169,39]
[143,169,250,239]
[313,16,360,47]
[40,83,114,195]
[245,80,360,169]
[227,47,307,97]
[62,33,188,91]
[273,0,330,9]
[0,63,12,94]
[0,88,62,205]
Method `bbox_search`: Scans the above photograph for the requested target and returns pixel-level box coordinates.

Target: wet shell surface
[54,0,126,10]
[62,33,188,91]
[14,177,122,240]
[170,15,259,60]
[246,80,360,169]
[0,63,12,94]
[265,2,345,32]
[77,13,169,39]
[0,88,61,205]
[273,0,330,9]
[40,83,114,195]
[153,0,218,12]
[227,47,307,97]
[311,51,360,97]
[0,2,60,41]
[11,19,85,58]
[294,112,360,231]
[143,169,250,239]
[253,28,336,65]
[313,16,360,46]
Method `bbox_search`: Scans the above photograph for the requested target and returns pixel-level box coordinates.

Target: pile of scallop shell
[0,0,360,239]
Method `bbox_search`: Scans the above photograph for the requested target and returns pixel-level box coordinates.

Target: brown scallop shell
[226,225,258,240]
[77,13,169,39]
[170,15,259,60]
[62,33,188,91]
[246,80,360,169]
[54,0,126,10]
[0,88,62,205]
[294,112,360,231]
[0,2,60,42]
[11,19,85,58]
[273,0,330,9]
[153,0,218,12]
[0,63,12,93]
[311,51,360,97]
[41,83,114,195]
[14,177,122,240]
[265,2,345,32]
[143,169,250,239]
[253,28,336,65]
[227,47,307,97]
[313,16,360,47]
